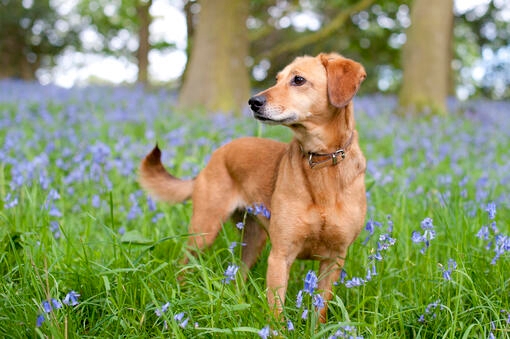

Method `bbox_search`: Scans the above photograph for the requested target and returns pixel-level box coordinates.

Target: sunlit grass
[0,81,508,338]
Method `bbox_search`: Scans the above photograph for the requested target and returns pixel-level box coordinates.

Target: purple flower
[223,264,239,284]
[48,205,62,217]
[441,258,457,281]
[42,301,52,313]
[49,221,61,239]
[174,312,189,328]
[235,222,244,230]
[485,202,496,220]
[287,320,294,331]
[345,277,365,288]
[303,270,318,295]
[258,325,270,339]
[63,291,80,306]
[476,226,490,240]
[247,203,271,219]
[51,298,62,309]
[36,314,45,327]
[301,308,309,319]
[155,302,170,317]
[491,234,510,264]
[296,290,304,308]
[91,195,101,208]
[313,294,325,309]
[412,218,436,254]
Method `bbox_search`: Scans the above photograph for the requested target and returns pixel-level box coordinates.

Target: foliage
[0,0,79,78]
[454,0,510,99]
[1,80,509,337]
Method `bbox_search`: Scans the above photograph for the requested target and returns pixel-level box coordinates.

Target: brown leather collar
[302,132,353,169]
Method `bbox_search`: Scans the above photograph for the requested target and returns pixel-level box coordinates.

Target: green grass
[0,83,509,338]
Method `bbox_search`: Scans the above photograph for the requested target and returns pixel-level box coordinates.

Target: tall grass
[0,80,508,338]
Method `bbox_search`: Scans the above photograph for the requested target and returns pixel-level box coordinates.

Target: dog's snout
[248,95,266,112]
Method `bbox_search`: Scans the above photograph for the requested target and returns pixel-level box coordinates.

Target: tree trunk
[399,0,454,115]
[136,0,152,85]
[178,0,250,113]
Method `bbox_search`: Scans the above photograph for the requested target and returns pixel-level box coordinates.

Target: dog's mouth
[253,112,297,125]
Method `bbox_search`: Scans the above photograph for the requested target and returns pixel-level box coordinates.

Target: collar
[301,132,353,169]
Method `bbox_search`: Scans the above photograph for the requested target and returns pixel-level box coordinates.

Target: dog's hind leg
[232,212,268,278]
[183,173,239,261]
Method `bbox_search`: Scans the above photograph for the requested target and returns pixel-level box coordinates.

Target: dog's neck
[291,102,356,156]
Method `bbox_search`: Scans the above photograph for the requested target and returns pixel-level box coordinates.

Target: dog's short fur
[139,53,367,322]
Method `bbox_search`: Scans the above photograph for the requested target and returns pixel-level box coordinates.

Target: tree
[77,0,157,85]
[0,0,77,79]
[399,0,454,114]
[178,0,250,113]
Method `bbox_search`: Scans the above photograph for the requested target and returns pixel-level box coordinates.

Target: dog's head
[248,53,366,126]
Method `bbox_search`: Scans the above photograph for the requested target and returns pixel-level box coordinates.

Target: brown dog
[139,53,367,322]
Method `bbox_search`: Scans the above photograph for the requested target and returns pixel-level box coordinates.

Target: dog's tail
[139,145,194,203]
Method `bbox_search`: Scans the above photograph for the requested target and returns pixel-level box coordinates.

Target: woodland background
[1,0,510,114]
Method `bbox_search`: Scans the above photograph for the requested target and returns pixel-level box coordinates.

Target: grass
[0,80,509,338]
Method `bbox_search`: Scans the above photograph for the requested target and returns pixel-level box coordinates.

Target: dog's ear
[320,54,366,108]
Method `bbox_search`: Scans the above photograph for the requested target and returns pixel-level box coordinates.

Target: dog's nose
[248,95,266,112]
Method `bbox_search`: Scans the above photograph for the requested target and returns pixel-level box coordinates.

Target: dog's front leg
[317,256,346,323]
[266,249,295,319]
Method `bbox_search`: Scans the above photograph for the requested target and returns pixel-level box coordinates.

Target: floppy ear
[320,54,367,108]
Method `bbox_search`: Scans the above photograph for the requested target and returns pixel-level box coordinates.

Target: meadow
[0,79,509,338]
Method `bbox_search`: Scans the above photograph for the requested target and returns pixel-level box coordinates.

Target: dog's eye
[291,75,306,86]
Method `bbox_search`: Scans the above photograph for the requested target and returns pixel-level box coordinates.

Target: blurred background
[1,0,509,114]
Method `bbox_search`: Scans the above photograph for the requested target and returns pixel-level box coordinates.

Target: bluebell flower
[49,221,61,239]
[419,299,443,322]
[491,234,510,264]
[301,308,309,319]
[36,314,45,327]
[174,312,189,328]
[42,300,52,313]
[51,298,62,309]
[151,212,164,223]
[118,226,126,235]
[258,325,270,339]
[179,316,189,328]
[441,258,457,281]
[303,270,318,295]
[223,264,239,284]
[296,290,303,308]
[228,241,246,254]
[412,218,436,254]
[4,193,18,209]
[91,195,101,208]
[235,222,244,230]
[313,294,325,309]
[287,320,294,331]
[63,291,80,306]
[340,269,347,283]
[476,226,490,240]
[147,196,157,211]
[155,302,170,317]
[345,277,365,288]
[47,189,61,201]
[48,205,62,217]
[485,202,496,220]
[247,203,271,219]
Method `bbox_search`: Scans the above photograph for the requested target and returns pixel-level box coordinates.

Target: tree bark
[136,0,152,85]
[178,0,250,113]
[399,0,454,115]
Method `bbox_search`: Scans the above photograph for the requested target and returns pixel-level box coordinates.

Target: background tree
[0,0,78,79]
[77,0,159,85]
[178,0,250,112]
[399,0,454,114]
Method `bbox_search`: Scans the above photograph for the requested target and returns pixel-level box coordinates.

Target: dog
[139,53,367,322]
